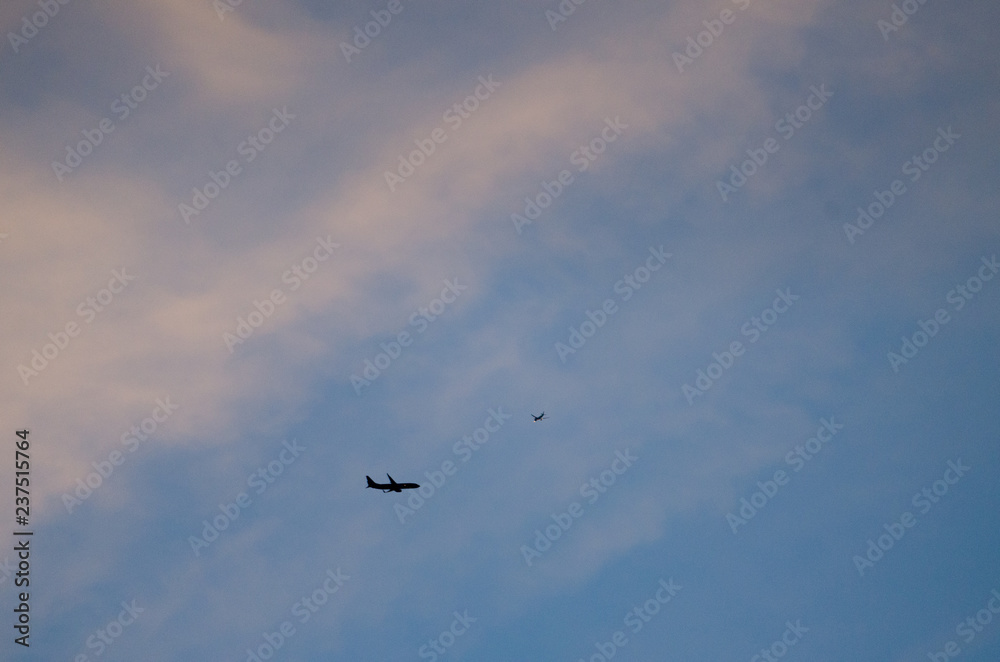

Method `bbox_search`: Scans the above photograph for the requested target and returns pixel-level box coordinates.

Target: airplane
[532,412,548,421]
[366,474,420,493]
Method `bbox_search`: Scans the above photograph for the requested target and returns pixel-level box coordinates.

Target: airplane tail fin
[366,475,377,488]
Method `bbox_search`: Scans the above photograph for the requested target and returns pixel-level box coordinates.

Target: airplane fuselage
[374,483,418,493]
[367,474,420,492]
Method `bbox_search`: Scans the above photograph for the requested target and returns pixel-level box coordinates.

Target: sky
[1,0,999,660]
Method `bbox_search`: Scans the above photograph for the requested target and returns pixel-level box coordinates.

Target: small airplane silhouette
[532,412,548,421]
[366,474,420,493]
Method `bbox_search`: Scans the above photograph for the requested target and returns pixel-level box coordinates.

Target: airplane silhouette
[532,412,548,421]
[366,474,420,493]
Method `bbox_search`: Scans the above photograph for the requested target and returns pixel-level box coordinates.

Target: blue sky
[2,0,999,660]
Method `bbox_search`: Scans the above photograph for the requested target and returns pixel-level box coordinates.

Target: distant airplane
[532,412,548,421]
[366,474,420,493]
